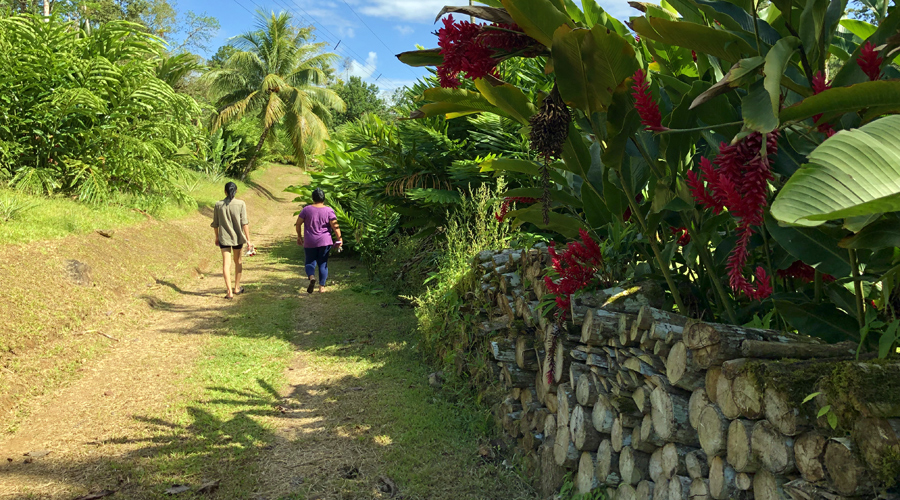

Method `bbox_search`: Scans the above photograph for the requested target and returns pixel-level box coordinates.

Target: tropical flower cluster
[631,70,667,132]
[857,41,883,81]
[812,71,836,137]
[495,196,539,222]
[543,228,604,383]
[544,229,605,319]
[436,15,536,88]
[687,133,779,300]
[777,260,835,283]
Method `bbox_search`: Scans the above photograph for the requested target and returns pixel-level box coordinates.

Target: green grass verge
[101,240,533,499]
[0,169,262,246]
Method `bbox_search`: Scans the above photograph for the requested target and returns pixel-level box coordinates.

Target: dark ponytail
[224,182,237,202]
[312,188,325,203]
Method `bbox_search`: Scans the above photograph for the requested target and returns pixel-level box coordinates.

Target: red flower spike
[670,227,691,246]
[689,132,779,300]
[857,41,883,81]
[631,69,668,132]
[811,71,836,136]
[777,260,835,283]
[495,196,539,222]
[435,16,537,88]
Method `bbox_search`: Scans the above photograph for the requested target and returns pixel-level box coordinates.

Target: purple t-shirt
[299,204,336,248]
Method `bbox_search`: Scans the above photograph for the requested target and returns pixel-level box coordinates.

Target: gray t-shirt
[211,199,248,246]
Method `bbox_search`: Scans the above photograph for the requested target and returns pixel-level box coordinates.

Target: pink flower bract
[857,41,883,81]
[631,69,667,132]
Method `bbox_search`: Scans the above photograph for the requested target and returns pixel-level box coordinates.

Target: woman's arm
[295,217,305,246]
[242,224,251,247]
[213,227,219,246]
[329,218,342,246]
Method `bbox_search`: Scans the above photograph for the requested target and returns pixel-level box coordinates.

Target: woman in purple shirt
[295,188,343,293]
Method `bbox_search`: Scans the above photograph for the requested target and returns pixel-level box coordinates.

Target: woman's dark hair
[312,188,325,203]
[224,182,238,202]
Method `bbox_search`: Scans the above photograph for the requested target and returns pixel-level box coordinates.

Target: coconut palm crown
[206,10,345,176]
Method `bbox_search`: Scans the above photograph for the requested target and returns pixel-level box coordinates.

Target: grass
[72,240,535,499]
[0,169,257,247]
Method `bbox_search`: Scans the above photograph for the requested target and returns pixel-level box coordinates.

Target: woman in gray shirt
[211,182,252,299]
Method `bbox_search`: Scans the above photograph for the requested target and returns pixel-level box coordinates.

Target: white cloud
[347,51,378,79]
[394,25,415,36]
[352,0,635,24]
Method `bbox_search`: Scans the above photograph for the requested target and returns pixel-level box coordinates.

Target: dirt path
[0,166,534,500]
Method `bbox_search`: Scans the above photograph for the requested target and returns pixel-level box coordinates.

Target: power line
[337,0,419,78]
[230,0,256,16]
[232,0,420,93]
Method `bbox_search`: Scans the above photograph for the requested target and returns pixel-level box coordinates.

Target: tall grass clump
[415,184,510,367]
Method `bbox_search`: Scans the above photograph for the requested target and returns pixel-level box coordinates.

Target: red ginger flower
[857,41,883,81]
[436,16,536,88]
[811,71,836,137]
[631,69,668,132]
[670,227,691,246]
[777,260,835,283]
[495,196,538,222]
[687,132,779,300]
[543,229,605,383]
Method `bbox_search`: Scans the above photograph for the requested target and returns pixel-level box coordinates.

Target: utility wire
[337,0,420,78]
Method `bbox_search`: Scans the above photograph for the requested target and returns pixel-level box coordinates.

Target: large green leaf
[500,0,572,47]
[839,216,900,250]
[480,158,568,185]
[690,56,764,109]
[775,300,859,343]
[798,0,829,69]
[551,25,639,116]
[765,214,852,277]
[779,81,900,125]
[506,203,586,238]
[582,0,631,33]
[742,37,800,133]
[434,6,515,24]
[839,19,876,40]
[474,77,537,125]
[630,16,756,63]
[503,186,583,207]
[691,0,781,45]
[581,182,613,227]
[771,115,900,226]
[396,48,443,67]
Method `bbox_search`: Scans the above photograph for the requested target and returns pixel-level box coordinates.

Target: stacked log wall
[468,247,900,500]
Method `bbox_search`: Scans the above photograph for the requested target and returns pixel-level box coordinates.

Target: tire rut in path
[0,165,304,499]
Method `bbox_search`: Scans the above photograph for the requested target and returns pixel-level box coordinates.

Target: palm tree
[206,10,344,176]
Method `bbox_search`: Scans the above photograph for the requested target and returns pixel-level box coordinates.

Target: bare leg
[221,247,233,297]
[233,248,243,292]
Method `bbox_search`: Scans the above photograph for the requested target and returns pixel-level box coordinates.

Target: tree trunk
[688,388,711,431]
[244,125,271,179]
[752,469,786,500]
[708,456,737,500]
[764,387,808,436]
[715,374,740,419]
[689,478,710,500]
[705,367,723,405]
[557,382,575,429]
[648,447,665,482]
[661,443,694,480]
[620,445,652,485]
[751,420,795,475]
[612,415,634,452]
[666,342,705,391]
[668,475,692,500]
[734,472,753,491]
[793,431,827,483]
[731,371,763,419]
[577,451,600,494]
[685,449,709,479]
[698,405,728,458]
[823,437,874,496]
[851,417,900,472]
[572,405,602,451]
[554,422,580,468]
[597,439,621,486]
[593,395,617,434]
[726,419,759,473]
[650,386,699,446]
[636,479,655,500]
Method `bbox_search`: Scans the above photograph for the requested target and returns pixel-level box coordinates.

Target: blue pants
[304,246,331,286]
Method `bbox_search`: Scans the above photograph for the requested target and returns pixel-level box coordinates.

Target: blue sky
[176,0,638,96]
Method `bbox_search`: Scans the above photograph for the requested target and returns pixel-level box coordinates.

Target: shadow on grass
[2,238,536,500]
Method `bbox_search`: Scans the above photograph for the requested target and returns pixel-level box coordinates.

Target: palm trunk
[243,125,271,180]
[43,0,50,20]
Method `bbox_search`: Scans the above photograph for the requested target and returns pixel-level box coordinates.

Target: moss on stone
[822,361,900,419]
[878,448,900,487]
